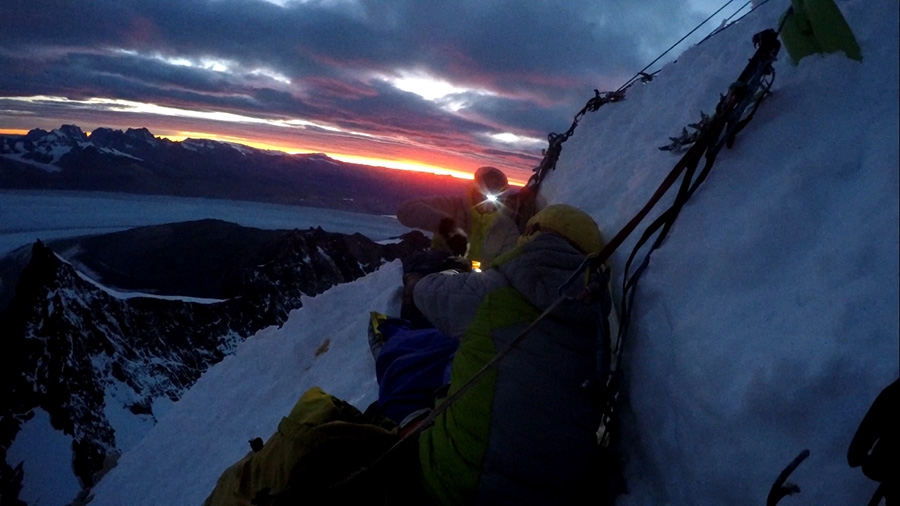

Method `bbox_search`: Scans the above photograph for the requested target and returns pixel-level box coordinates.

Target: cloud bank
[0,0,737,179]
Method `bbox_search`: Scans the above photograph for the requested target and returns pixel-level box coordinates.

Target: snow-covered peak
[49,124,88,143]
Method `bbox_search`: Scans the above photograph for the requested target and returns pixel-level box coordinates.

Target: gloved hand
[437,218,469,257]
[446,231,469,257]
[438,217,458,237]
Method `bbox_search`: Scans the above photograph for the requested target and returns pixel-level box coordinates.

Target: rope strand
[620,0,739,91]
[525,0,764,194]
[698,0,775,45]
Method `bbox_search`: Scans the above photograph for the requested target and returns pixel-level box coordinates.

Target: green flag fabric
[780,0,862,64]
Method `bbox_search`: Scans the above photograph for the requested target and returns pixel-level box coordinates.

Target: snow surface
[6,410,82,506]
[88,263,400,505]
[8,0,899,504]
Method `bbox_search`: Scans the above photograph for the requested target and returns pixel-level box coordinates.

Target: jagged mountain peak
[24,128,51,140]
[50,124,88,143]
[122,127,155,143]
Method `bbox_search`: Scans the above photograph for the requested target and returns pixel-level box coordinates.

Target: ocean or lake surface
[0,190,408,256]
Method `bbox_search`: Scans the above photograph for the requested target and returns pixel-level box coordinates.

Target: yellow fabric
[369,311,388,343]
[202,387,397,506]
[521,204,603,254]
[467,205,500,263]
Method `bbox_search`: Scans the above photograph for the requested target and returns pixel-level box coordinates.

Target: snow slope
[85,263,401,505]
[543,0,899,503]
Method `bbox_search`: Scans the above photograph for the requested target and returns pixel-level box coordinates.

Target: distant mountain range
[0,125,473,215]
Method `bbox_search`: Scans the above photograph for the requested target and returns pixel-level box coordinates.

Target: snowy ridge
[95,146,142,161]
[89,262,401,505]
[0,125,143,171]
[1,149,63,172]
[59,252,226,303]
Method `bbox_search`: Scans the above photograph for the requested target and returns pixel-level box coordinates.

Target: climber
[367,249,472,428]
[396,166,539,268]
[409,203,607,506]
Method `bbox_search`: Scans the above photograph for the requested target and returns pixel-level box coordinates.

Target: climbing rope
[624,0,741,90]
[520,0,760,203]
[593,26,782,459]
[698,0,775,45]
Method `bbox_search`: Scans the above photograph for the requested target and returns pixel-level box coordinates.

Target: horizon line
[0,127,527,186]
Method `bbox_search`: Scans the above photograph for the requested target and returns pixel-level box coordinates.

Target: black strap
[766,449,810,506]
[590,28,781,450]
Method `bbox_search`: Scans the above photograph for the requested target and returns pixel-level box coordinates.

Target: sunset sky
[0,0,748,182]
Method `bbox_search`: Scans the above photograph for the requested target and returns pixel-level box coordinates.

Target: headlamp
[485,193,499,203]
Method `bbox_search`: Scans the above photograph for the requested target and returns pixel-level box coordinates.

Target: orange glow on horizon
[157,131,295,153]
[0,129,31,135]
[158,131,525,184]
[322,153,474,180]
[160,131,478,179]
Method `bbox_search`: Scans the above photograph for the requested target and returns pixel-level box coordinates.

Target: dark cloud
[0,0,716,176]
